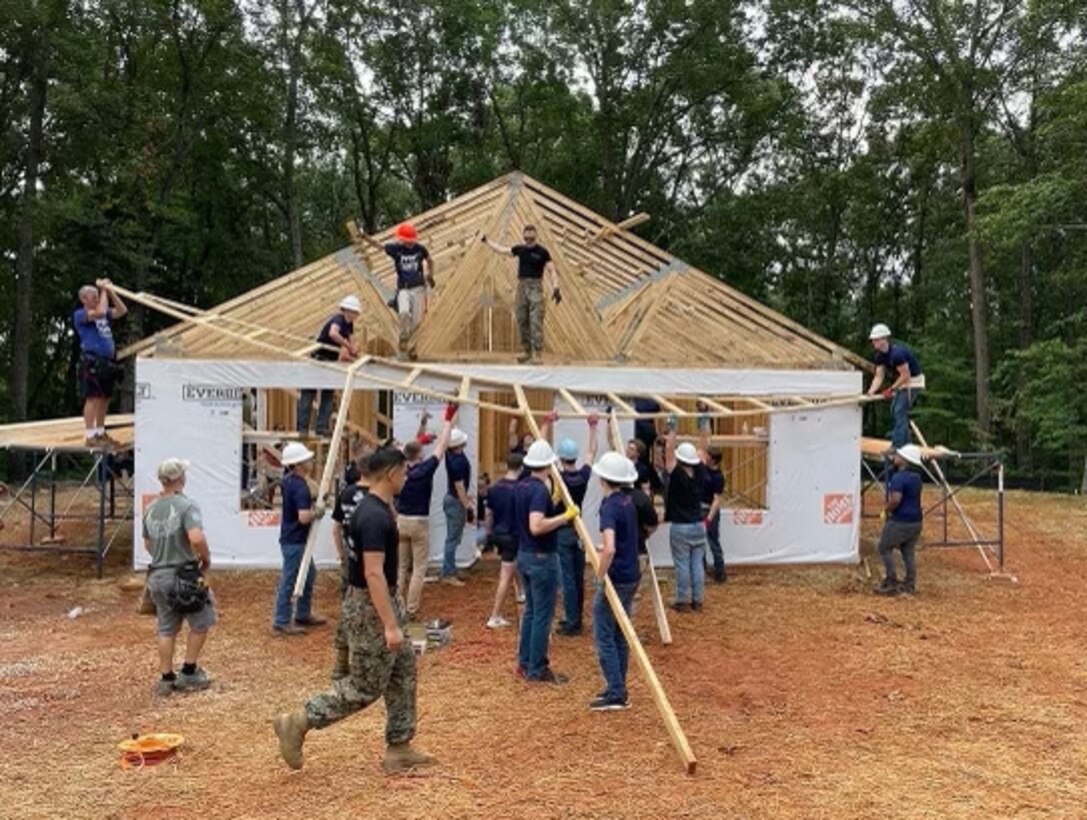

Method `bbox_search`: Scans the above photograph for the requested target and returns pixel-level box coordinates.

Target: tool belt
[81,353,125,385]
[172,561,210,614]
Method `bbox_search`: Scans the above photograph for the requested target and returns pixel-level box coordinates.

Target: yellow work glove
[562,505,580,522]
[550,478,564,505]
[879,510,887,524]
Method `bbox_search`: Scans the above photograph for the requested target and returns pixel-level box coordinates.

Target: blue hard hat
[556,438,580,461]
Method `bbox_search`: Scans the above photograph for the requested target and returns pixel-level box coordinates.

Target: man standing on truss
[297,295,361,437]
[866,323,925,448]
[362,222,435,360]
[481,224,561,364]
[73,279,128,447]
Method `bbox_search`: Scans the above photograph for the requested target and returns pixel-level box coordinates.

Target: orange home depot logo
[246,510,282,527]
[732,509,764,526]
[823,493,854,525]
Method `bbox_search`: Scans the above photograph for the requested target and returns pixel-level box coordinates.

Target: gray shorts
[147,566,218,637]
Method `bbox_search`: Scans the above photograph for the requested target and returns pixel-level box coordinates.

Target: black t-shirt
[346,493,398,590]
[385,242,430,289]
[665,463,707,524]
[628,486,658,554]
[632,398,660,445]
[313,314,353,361]
[511,244,551,280]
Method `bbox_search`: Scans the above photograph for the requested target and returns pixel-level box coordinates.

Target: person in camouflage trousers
[273,447,436,774]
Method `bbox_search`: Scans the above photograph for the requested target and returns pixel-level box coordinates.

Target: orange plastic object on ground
[118,733,184,769]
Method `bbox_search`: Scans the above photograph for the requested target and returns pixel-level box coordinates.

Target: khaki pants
[397,516,431,616]
[397,287,426,349]
[515,279,545,353]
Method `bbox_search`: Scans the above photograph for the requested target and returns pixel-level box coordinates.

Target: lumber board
[515,387,695,773]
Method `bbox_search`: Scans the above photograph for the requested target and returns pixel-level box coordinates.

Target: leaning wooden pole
[292,358,369,600]
[607,409,672,646]
[514,385,697,774]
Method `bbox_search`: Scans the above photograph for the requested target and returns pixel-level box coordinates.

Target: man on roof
[73,279,128,447]
[481,224,561,365]
[866,323,925,448]
[297,295,361,438]
[375,222,435,360]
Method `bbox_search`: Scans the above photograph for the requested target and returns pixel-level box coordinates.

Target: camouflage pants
[333,576,349,653]
[515,279,545,353]
[304,586,417,745]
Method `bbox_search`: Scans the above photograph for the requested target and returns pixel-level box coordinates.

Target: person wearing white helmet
[663,416,710,612]
[554,412,600,637]
[875,444,925,595]
[440,426,473,585]
[273,442,328,635]
[297,295,362,437]
[588,452,641,711]
[866,323,925,448]
[515,439,580,684]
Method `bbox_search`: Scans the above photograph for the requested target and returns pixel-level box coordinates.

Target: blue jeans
[593,580,638,700]
[702,507,725,577]
[670,522,707,605]
[274,541,315,627]
[556,526,585,630]
[517,550,559,678]
[890,388,920,448]
[442,494,466,577]
[297,389,334,435]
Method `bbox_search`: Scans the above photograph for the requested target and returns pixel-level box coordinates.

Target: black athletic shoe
[713,568,727,584]
[691,601,703,611]
[899,583,916,595]
[670,602,691,613]
[874,578,901,596]
[531,669,570,685]
[557,624,583,637]
[589,695,631,712]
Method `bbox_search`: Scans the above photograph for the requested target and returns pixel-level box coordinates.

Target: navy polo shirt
[397,456,440,517]
[874,342,922,377]
[888,468,923,522]
[445,450,471,496]
[280,473,313,544]
[632,397,660,445]
[487,478,519,536]
[559,464,592,508]
[516,476,559,552]
[702,468,725,505]
[600,492,640,585]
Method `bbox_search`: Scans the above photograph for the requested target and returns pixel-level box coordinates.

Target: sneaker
[153,678,176,697]
[176,667,212,692]
[899,583,916,595]
[515,591,526,604]
[530,669,569,685]
[528,352,542,365]
[273,623,308,637]
[691,601,703,612]
[670,602,691,613]
[486,615,511,629]
[556,624,583,636]
[440,575,466,587]
[294,615,328,627]
[713,568,727,584]
[589,694,631,712]
[874,578,901,596]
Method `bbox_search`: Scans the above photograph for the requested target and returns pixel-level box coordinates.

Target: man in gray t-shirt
[143,458,217,697]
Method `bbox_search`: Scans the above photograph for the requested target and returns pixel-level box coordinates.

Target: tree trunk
[1080,451,1087,496]
[960,123,991,437]
[11,39,49,422]
[284,64,303,270]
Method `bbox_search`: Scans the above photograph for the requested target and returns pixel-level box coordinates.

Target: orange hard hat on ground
[395,222,418,241]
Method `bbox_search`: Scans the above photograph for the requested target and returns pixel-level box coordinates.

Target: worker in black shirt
[297,295,361,436]
[361,222,435,360]
[663,416,709,612]
[329,447,373,681]
[273,447,436,774]
[482,224,560,364]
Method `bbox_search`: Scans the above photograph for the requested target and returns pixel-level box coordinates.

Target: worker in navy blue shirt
[866,323,925,448]
[516,440,579,684]
[73,279,128,447]
[694,407,727,584]
[297,295,361,437]
[482,224,560,364]
[273,442,328,635]
[631,398,663,493]
[485,453,525,629]
[590,451,642,711]
[876,444,925,596]
[554,413,600,636]
[397,405,456,619]
[441,426,473,585]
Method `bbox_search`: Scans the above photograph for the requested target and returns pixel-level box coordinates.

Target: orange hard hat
[395,222,418,242]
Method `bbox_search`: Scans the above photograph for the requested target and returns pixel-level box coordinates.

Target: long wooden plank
[514,385,695,774]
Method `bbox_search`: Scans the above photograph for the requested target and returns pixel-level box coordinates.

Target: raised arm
[481,234,513,255]
[432,404,457,461]
[664,416,678,473]
[540,409,558,442]
[98,279,128,319]
[85,284,110,321]
[586,412,599,464]
[508,417,520,451]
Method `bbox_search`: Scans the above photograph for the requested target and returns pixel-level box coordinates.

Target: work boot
[294,615,328,627]
[713,566,727,584]
[874,577,900,596]
[330,647,350,681]
[273,623,308,637]
[176,667,212,692]
[528,350,542,365]
[517,351,532,364]
[383,743,437,774]
[272,708,310,770]
[440,575,465,587]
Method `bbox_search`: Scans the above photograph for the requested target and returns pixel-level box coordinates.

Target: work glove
[550,479,564,505]
[416,432,436,445]
[587,411,599,427]
[444,402,458,422]
[562,504,580,522]
[879,510,887,524]
[665,414,679,432]
[314,504,327,521]
[882,388,894,399]
[552,288,562,305]
[544,409,559,424]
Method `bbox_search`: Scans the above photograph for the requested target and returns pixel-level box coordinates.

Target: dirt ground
[2,488,1085,819]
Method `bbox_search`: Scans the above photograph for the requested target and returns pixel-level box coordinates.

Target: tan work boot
[383,743,437,774]
[330,647,349,681]
[516,351,532,364]
[528,350,542,365]
[272,708,310,770]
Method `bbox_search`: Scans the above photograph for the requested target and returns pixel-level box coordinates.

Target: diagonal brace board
[514,385,696,774]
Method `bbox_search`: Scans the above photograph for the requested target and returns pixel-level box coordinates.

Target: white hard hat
[896,444,924,466]
[450,428,469,448]
[592,452,638,485]
[339,295,362,313]
[523,440,557,468]
[869,323,892,340]
[675,442,701,466]
[157,458,190,482]
[281,441,316,466]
